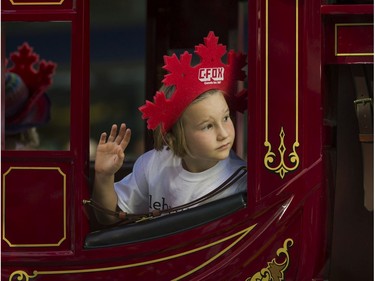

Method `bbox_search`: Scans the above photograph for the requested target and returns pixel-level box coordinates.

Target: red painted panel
[1,0,89,272]
[2,167,66,248]
[253,0,303,199]
[2,0,73,10]
[323,14,374,64]
[1,157,74,254]
[336,24,373,54]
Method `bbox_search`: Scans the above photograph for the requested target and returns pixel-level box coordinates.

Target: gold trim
[2,167,66,247]
[8,0,65,5]
[246,238,294,281]
[8,224,257,281]
[335,23,374,57]
[264,128,300,179]
[264,0,300,179]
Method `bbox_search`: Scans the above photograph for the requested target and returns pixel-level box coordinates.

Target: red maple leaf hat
[139,31,247,133]
[5,42,57,135]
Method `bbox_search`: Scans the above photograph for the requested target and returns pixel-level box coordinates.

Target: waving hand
[95,123,132,176]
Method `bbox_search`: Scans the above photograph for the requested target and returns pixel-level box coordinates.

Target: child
[92,32,248,225]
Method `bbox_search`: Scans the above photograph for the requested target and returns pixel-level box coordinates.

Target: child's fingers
[98,124,129,151]
[120,128,131,150]
[107,124,118,142]
[98,132,107,144]
[114,123,127,144]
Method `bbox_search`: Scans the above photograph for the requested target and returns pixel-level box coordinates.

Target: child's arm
[92,123,131,225]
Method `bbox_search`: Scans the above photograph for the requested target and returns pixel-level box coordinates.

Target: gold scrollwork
[264,127,300,179]
[9,270,34,281]
[264,0,300,179]
[8,224,257,281]
[246,238,294,281]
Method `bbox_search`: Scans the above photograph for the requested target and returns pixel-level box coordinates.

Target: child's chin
[216,151,230,160]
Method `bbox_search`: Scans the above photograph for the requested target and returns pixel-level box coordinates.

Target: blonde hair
[153,85,224,157]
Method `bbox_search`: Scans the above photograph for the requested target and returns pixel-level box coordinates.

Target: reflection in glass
[3,21,71,151]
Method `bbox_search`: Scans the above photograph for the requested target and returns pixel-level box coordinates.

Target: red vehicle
[1,0,373,280]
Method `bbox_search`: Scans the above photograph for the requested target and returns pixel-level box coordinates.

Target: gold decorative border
[263,0,300,179]
[246,238,294,281]
[335,23,374,57]
[2,167,66,247]
[8,224,257,281]
[8,0,64,5]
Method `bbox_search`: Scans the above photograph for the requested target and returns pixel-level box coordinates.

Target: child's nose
[217,124,229,140]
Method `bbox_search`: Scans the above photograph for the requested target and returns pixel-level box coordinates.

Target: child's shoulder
[139,146,175,163]
[228,150,247,166]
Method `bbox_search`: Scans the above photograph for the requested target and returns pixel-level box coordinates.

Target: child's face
[181,91,235,170]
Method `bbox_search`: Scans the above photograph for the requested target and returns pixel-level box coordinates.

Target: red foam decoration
[139,31,247,133]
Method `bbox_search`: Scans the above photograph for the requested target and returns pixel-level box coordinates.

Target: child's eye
[223,115,231,122]
[202,124,213,131]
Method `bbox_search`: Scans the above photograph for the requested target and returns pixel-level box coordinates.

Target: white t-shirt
[115,147,247,214]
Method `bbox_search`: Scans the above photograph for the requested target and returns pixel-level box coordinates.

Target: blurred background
[4,1,147,160]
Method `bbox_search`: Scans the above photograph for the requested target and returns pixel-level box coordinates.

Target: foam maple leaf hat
[5,42,57,135]
[139,31,247,133]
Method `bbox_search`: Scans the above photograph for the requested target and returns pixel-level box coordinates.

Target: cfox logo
[198,67,224,84]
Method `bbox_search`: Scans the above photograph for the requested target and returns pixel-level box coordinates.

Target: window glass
[3,21,71,151]
[90,1,146,161]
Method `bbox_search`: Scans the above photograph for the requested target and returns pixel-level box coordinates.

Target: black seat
[84,192,247,248]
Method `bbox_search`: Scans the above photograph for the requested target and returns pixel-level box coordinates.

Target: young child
[92,32,248,225]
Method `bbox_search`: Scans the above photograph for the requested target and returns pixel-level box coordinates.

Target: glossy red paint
[322,4,374,64]
[2,0,73,11]
[1,1,373,281]
[2,0,91,276]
